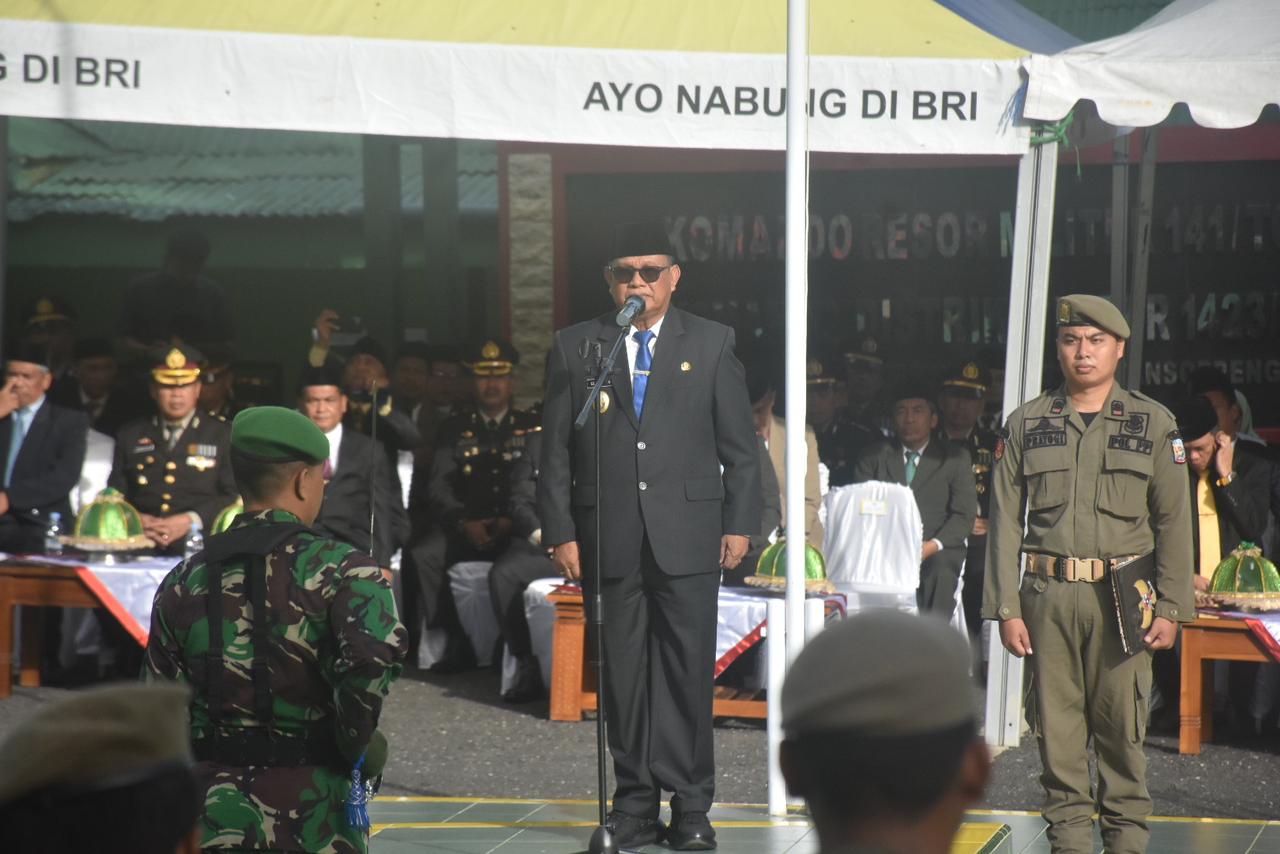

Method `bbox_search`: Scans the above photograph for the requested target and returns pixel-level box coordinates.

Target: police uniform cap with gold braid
[781,609,975,738]
[231,406,329,464]
[842,333,883,367]
[941,361,990,398]
[150,343,204,386]
[805,353,838,386]
[1056,294,1131,340]
[24,294,75,329]
[463,338,519,377]
[65,487,154,551]
[0,682,193,806]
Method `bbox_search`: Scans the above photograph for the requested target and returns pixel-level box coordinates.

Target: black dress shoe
[666,811,716,850]
[604,809,664,849]
[502,655,545,703]
[429,636,476,674]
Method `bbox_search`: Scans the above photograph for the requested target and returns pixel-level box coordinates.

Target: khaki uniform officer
[108,344,237,554]
[982,295,1193,854]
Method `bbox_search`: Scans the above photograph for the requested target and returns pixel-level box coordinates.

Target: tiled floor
[368,797,1280,853]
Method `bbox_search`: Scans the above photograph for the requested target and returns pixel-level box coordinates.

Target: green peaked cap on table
[745,538,831,594]
[231,406,329,464]
[71,488,152,550]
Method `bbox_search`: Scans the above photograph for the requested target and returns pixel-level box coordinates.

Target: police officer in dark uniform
[807,353,880,488]
[410,338,539,672]
[841,333,888,435]
[109,344,237,554]
[937,361,999,646]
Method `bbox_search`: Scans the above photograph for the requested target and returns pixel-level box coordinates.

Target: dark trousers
[488,539,554,657]
[962,534,988,640]
[409,527,509,640]
[587,537,720,818]
[918,551,962,616]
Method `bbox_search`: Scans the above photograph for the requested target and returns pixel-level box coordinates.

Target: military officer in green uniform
[937,361,999,645]
[410,338,540,671]
[109,344,238,554]
[145,406,406,854]
[982,295,1193,854]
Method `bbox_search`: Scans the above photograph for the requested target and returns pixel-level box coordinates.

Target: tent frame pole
[985,138,1059,749]
[771,0,810,817]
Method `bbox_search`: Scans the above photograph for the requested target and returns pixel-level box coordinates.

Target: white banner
[0,20,1029,154]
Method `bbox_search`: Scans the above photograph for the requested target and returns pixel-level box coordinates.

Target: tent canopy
[1023,0,1280,129]
[0,0,1065,154]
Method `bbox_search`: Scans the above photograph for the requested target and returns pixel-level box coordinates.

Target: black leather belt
[192,730,343,768]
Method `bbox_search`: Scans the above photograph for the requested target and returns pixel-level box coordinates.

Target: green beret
[231,405,329,464]
[1056,294,1130,339]
[0,683,192,805]
[781,610,975,738]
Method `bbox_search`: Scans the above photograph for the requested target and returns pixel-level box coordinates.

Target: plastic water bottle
[183,528,204,562]
[44,512,64,556]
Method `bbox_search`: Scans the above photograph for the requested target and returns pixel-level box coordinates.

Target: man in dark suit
[1153,396,1273,730]
[298,365,409,568]
[0,344,89,552]
[854,383,976,616]
[49,338,141,438]
[109,345,237,554]
[538,221,762,851]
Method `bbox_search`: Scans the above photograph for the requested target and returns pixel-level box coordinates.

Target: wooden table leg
[1180,626,1203,755]
[17,606,44,688]
[1199,656,1214,746]
[0,580,12,699]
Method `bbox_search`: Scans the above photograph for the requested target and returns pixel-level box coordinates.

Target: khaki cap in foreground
[781,609,974,737]
[0,683,192,805]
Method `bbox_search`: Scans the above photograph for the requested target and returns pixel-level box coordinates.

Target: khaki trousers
[1021,574,1153,854]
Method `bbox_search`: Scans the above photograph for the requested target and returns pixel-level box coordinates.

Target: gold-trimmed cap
[463,338,519,377]
[1056,294,1130,340]
[24,295,75,328]
[941,361,990,398]
[149,344,203,386]
[805,355,837,386]
[842,334,883,367]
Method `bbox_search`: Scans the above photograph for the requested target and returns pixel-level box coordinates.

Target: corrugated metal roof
[1014,0,1175,42]
[7,118,497,222]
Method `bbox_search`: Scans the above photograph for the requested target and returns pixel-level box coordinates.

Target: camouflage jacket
[145,509,407,853]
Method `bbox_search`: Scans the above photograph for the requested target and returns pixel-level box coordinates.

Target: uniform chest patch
[1107,434,1153,454]
[1024,416,1067,450]
[1121,413,1148,437]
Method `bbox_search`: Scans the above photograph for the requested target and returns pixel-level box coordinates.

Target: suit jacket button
[639,481,647,491]
[637,441,646,450]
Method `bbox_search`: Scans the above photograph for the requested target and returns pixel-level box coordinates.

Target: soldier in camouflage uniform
[146,406,406,854]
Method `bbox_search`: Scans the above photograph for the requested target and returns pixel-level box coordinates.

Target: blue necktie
[633,330,654,420]
[905,450,920,485]
[5,409,29,487]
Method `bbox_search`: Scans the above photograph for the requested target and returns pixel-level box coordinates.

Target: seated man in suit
[0,343,89,553]
[298,364,409,568]
[854,382,976,615]
[49,338,141,439]
[109,345,237,555]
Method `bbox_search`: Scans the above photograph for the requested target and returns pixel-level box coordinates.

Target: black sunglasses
[604,264,672,285]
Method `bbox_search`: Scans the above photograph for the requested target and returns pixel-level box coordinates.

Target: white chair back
[822,481,922,606]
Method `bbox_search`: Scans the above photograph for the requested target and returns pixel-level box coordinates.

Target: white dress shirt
[324,421,344,473]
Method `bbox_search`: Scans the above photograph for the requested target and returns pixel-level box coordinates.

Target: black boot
[502,655,545,703]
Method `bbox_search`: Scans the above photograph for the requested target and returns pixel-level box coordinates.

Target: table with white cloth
[0,553,178,698]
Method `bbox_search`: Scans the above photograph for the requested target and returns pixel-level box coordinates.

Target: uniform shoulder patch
[1049,398,1066,415]
[1169,430,1186,464]
[1110,400,1125,417]
[994,426,1009,462]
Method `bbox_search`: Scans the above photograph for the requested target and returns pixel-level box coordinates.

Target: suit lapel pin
[680,361,692,372]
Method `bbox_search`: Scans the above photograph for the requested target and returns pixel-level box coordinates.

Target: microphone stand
[573,325,629,854]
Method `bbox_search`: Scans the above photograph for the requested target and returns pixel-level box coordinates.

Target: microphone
[615,295,645,327]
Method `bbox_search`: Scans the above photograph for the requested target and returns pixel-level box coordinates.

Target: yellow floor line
[967,809,1279,827]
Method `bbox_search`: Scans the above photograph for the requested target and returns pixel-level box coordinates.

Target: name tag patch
[1108,434,1154,455]
[1025,431,1068,449]
[1025,416,1066,434]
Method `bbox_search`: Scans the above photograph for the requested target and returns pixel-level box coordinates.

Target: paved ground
[2,665,1277,819]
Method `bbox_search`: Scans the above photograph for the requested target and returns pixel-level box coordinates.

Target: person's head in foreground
[230,405,331,524]
[0,683,200,853]
[780,610,990,854]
